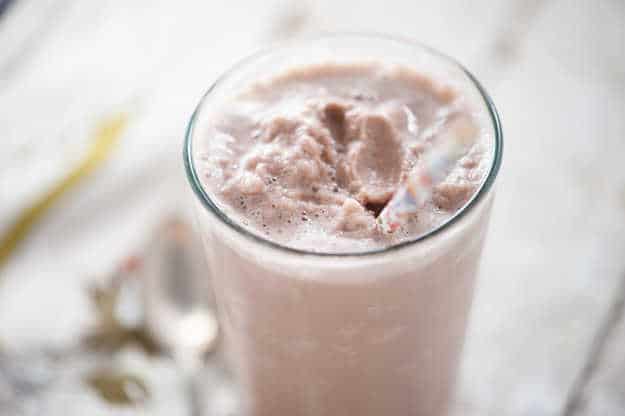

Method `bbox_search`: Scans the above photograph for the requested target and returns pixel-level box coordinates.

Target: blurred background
[0,0,624,415]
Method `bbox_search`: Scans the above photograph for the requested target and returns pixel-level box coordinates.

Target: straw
[377,114,479,233]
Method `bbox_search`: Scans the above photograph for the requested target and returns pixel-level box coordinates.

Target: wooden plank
[555,8,625,413]
[576,288,625,414]
[0,0,71,90]
[454,0,625,414]
[306,0,513,66]
[562,275,625,415]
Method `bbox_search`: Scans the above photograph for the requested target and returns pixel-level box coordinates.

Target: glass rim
[183,33,503,258]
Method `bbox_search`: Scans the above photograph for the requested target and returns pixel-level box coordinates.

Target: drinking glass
[184,34,503,416]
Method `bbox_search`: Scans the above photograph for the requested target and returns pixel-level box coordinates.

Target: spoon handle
[176,348,205,416]
[185,366,204,416]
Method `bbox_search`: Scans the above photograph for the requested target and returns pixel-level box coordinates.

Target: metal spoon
[141,218,219,416]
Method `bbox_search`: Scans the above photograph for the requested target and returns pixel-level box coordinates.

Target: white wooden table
[0,1,624,414]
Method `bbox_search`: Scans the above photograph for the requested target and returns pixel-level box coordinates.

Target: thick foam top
[194,62,492,253]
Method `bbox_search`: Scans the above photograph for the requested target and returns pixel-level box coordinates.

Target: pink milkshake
[185,35,502,416]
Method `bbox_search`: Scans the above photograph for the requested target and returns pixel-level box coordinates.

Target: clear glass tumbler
[184,34,503,416]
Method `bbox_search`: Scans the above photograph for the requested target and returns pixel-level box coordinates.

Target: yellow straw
[0,113,129,269]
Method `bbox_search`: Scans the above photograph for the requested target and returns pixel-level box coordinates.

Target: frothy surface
[194,63,491,252]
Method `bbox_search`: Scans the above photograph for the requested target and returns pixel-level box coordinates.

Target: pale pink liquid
[196,194,493,415]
